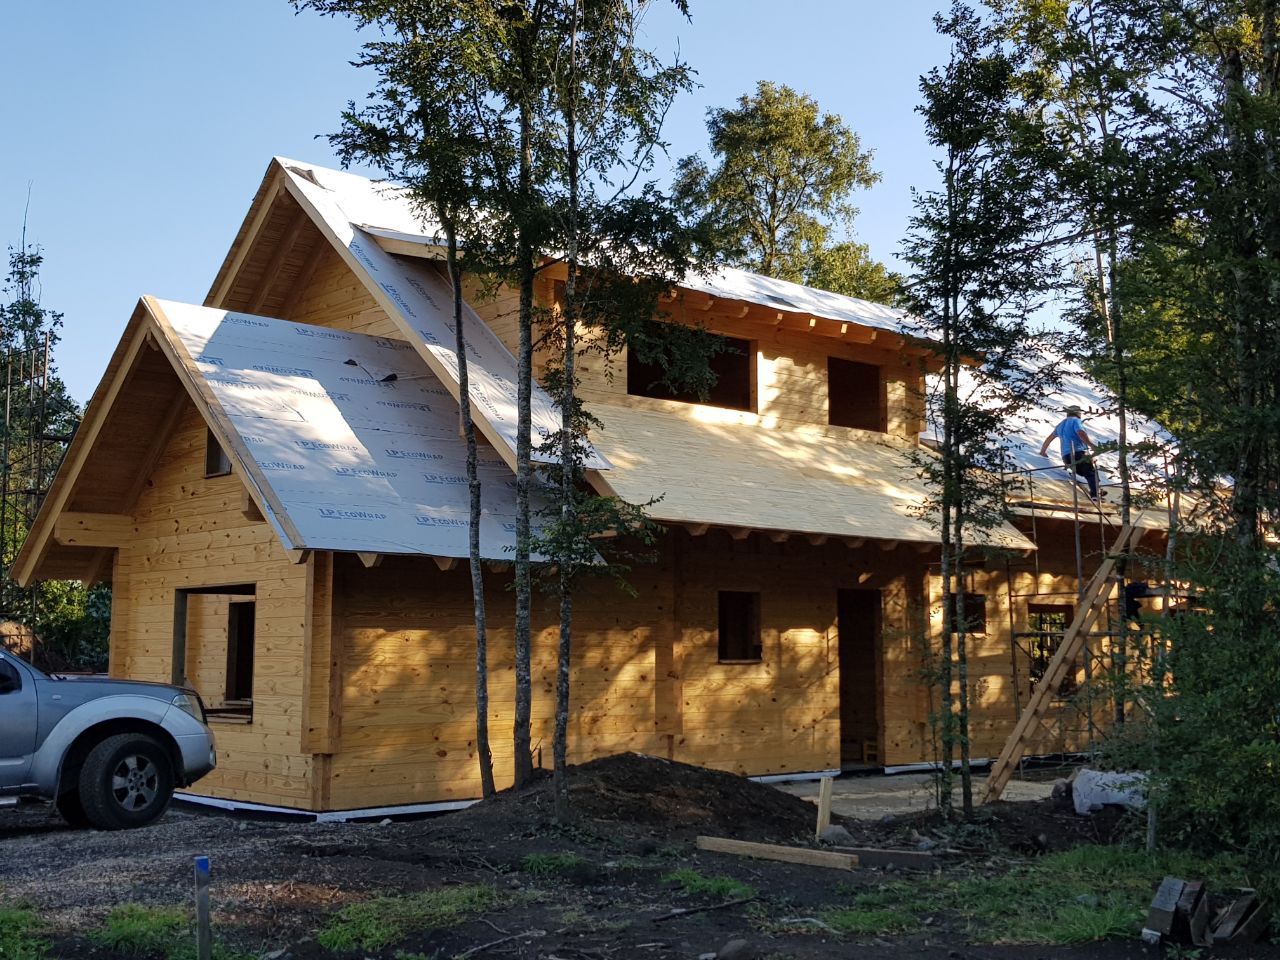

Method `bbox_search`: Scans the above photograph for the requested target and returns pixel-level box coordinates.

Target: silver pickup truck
[0,648,216,829]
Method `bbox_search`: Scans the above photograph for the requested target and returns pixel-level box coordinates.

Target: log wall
[108,403,315,807]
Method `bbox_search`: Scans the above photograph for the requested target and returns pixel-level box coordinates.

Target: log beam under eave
[52,512,135,548]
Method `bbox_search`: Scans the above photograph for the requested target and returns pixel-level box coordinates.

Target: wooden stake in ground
[815,776,833,837]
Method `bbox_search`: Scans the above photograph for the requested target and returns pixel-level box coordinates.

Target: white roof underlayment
[273,157,924,341]
[275,159,610,473]
[151,297,541,559]
[923,352,1172,495]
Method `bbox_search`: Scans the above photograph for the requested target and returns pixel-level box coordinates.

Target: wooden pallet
[982,518,1147,804]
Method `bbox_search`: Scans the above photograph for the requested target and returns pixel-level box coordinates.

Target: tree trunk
[553,1,581,823]
[446,223,496,799]
[512,87,536,790]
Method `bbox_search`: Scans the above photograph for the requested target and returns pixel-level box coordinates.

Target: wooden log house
[13,158,1171,813]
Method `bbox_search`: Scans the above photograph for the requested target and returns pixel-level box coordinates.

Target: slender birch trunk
[446,222,496,798]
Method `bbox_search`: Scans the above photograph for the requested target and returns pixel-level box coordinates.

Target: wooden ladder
[982,517,1147,804]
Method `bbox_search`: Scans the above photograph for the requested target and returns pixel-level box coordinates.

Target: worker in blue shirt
[1039,404,1102,501]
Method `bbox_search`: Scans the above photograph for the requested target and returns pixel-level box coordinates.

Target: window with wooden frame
[204,427,232,478]
[1027,603,1078,697]
[627,326,754,412]
[827,357,885,432]
[718,591,762,662]
[946,593,988,635]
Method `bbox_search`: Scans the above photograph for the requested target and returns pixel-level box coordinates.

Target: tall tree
[992,0,1172,532]
[296,0,512,796]
[1100,0,1280,865]
[906,3,1057,818]
[1,238,103,671]
[675,81,899,301]
[536,0,696,819]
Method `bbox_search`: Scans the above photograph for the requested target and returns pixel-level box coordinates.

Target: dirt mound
[458,752,819,842]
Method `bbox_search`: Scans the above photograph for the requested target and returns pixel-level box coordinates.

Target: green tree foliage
[534,0,700,818]
[1,241,106,672]
[298,0,510,797]
[905,3,1059,817]
[297,0,709,807]
[1089,0,1280,870]
[675,81,900,301]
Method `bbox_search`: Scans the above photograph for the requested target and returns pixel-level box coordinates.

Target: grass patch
[88,905,250,960]
[317,885,498,952]
[822,906,915,937]
[520,852,588,878]
[665,867,756,900]
[0,905,48,960]
[820,845,1253,945]
[91,905,186,956]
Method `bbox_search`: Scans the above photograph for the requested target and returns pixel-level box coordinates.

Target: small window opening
[828,357,885,432]
[718,591,762,662]
[946,593,987,635]
[225,600,255,707]
[1027,603,1078,697]
[628,327,754,411]
[204,428,232,478]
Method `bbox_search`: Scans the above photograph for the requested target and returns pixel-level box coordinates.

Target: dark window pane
[828,356,884,431]
[1027,604,1077,696]
[628,332,753,411]
[946,593,987,635]
[204,428,232,478]
[225,600,255,704]
[718,591,762,661]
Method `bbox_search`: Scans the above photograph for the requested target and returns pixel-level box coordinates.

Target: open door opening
[838,588,882,769]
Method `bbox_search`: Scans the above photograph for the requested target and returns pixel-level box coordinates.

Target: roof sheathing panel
[590,403,1033,550]
[147,297,542,560]
[275,158,609,473]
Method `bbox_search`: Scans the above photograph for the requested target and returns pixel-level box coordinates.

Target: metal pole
[194,856,211,960]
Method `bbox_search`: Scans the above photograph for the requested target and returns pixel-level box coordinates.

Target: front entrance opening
[837,588,882,768]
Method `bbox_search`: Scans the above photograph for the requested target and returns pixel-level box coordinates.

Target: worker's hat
[1064,404,1082,416]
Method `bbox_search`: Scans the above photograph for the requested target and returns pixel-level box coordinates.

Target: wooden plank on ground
[696,836,858,871]
[828,846,936,870]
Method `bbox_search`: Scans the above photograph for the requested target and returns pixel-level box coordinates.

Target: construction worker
[1039,404,1102,501]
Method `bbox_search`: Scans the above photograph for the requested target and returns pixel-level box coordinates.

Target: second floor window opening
[627,325,754,412]
[828,357,885,432]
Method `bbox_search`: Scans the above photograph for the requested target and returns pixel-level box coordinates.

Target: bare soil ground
[0,753,1272,960]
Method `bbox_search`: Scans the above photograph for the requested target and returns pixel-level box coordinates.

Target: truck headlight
[172,692,206,723]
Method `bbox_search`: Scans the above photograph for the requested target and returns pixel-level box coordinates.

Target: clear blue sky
[2,2,951,404]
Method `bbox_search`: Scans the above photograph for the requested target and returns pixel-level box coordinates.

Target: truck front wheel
[78,734,174,830]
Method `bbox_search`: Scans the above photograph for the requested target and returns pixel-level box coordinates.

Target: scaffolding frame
[988,451,1182,797]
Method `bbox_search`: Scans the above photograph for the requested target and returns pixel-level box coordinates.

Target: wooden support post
[815,777,834,837]
[171,590,189,687]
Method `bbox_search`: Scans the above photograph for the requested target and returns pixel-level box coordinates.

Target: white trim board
[174,791,478,822]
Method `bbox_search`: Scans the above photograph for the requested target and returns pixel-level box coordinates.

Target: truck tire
[78,733,174,830]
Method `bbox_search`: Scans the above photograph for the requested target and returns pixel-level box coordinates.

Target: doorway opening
[837,588,882,769]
